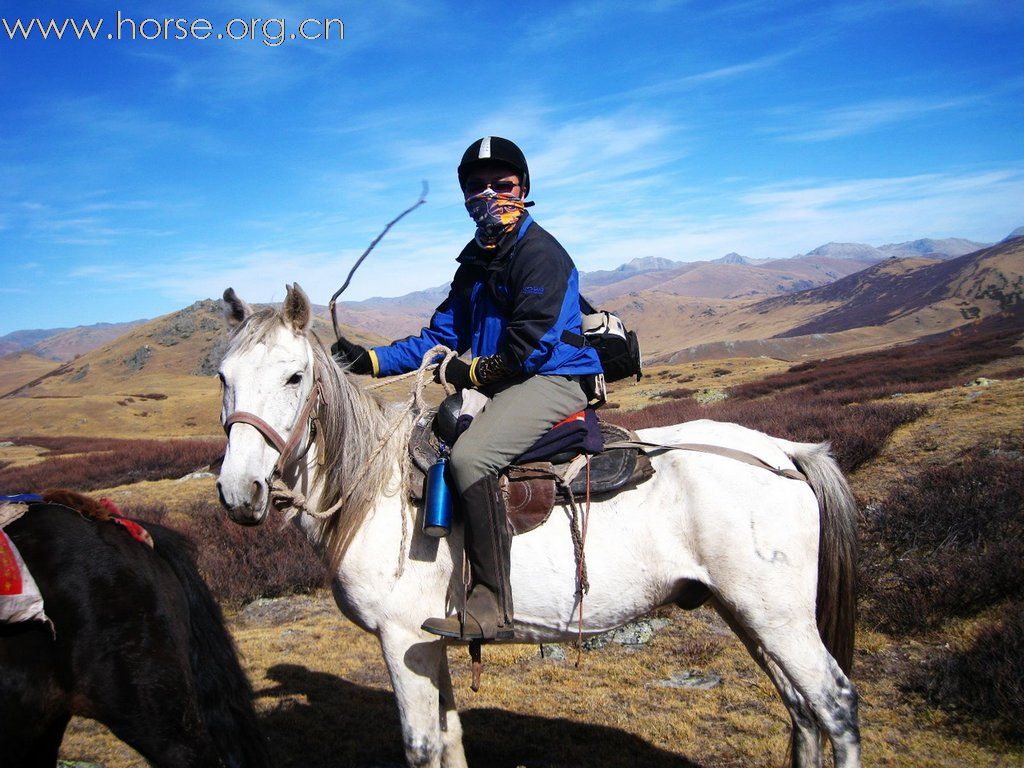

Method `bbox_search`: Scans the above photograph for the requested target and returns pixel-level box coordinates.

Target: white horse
[216,284,861,768]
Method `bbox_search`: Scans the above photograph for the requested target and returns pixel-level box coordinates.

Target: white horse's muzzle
[217,471,271,526]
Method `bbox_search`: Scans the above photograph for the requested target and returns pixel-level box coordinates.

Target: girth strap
[602,440,807,482]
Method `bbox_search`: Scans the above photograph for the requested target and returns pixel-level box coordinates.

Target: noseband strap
[223,412,287,453]
[223,374,324,477]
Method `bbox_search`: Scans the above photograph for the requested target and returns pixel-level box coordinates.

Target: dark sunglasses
[464,179,519,196]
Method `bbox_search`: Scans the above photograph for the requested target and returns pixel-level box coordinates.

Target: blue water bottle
[423,447,454,538]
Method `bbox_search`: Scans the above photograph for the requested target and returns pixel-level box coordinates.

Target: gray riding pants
[448,374,589,495]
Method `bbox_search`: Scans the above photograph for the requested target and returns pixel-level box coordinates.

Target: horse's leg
[716,598,861,768]
[0,712,69,768]
[84,654,219,767]
[438,649,468,768]
[0,631,70,768]
[101,709,219,768]
[711,598,823,768]
[380,624,451,768]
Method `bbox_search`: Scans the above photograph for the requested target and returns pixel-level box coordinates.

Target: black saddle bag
[562,296,643,385]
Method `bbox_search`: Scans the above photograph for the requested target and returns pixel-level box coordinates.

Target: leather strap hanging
[602,439,807,482]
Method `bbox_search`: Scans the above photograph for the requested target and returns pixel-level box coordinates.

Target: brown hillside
[0,352,60,396]
[634,241,1023,363]
[0,299,387,439]
[30,319,148,361]
[583,255,871,304]
[327,285,450,341]
[766,239,1023,337]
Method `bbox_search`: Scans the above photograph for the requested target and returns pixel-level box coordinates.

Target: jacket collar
[457,214,534,269]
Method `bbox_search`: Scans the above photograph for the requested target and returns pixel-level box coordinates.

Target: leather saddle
[408,406,654,536]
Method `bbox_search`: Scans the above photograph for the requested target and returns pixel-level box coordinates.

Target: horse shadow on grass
[259,663,704,768]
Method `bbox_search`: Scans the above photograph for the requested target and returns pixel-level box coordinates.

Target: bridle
[222,372,325,480]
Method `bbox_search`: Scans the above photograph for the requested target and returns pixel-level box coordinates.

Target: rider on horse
[331,136,602,640]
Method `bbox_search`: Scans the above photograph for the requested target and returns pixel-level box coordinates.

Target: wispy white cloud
[771,97,973,142]
[622,48,801,101]
[14,200,179,246]
[523,0,687,49]
[561,167,1024,269]
[111,160,1024,311]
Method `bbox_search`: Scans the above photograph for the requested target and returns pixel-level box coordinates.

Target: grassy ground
[56,588,1023,767]
[3,347,1019,767]
[850,371,1024,501]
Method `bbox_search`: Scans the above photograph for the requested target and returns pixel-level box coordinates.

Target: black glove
[331,336,372,375]
[434,357,472,391]
[473,352,516,384]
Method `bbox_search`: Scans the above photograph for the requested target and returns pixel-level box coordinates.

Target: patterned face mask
[465,189,526,249]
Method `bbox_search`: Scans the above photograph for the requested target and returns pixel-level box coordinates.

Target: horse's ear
[283,283,311,332]
[223,288,251,328]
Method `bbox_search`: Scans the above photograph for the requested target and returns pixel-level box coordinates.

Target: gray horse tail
[781,440,858,674]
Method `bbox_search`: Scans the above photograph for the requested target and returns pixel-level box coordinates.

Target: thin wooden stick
[329,181,429,339]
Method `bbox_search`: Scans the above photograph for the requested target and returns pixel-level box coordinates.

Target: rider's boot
[422,474,514,641]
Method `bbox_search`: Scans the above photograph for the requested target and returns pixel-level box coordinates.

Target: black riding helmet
[457,136,530,197]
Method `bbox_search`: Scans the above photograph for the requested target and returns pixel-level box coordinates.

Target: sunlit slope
[0,299,386,438]
[614,239,1024,362]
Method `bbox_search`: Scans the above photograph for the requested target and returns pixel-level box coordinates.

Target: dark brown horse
[0,491,270,767]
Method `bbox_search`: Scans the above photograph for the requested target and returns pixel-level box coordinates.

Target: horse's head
[216,283,319,525]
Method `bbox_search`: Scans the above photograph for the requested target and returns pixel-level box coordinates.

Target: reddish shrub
[2,435,144,456]
[913,604,1024,740]
[611,393,925,473]
[730,323,1024,404]
[0,438,225,493]
[661,387,694,400]
[860,440,1024,632]
[128,500,325,607]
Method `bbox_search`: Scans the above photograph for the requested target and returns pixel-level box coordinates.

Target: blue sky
[1,0,1022,334]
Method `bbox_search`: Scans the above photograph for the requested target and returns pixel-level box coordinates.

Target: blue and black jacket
[370,215,602,380]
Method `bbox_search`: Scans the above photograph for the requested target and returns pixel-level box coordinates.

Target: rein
[223,372,325,480]
[224,344,455,533]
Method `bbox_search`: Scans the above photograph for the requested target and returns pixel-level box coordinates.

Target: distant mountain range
[0,320,146,360]
[329,233,1004,338]
[1,228,1019,365]
[1,232,1020,437]
[803,237,987,263]
[612,236,1024,363]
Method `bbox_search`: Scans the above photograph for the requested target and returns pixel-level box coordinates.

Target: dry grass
[850,375,1024,500]
[604,358,793,411]
[29,324,1024,767]
[57,596,1024,768]
[0,352,58,395]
